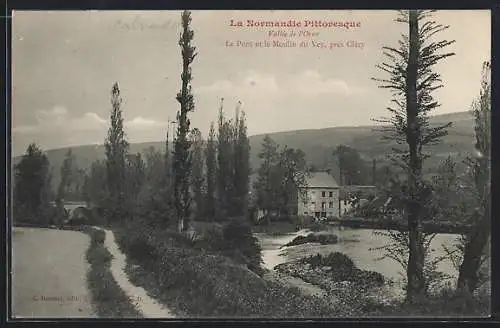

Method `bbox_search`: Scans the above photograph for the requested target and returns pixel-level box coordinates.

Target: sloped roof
[305,171,339,188]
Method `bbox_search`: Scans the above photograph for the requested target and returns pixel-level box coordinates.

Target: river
[255,227,465,296]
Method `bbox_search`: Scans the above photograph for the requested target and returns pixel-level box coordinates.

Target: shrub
[196,217,264,276]
[299,252,385,287]
[283,233,339,247]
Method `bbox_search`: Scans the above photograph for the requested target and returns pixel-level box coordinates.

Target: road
[12,227,97,318]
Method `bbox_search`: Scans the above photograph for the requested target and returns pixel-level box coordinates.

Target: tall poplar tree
[205,121,217,221]
[173,10,197,232]
[254,135,280,215]
[216,100,234,217]
[104,82,129,221]
[191,128,205,220]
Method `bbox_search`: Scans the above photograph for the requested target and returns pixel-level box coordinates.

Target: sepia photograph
[10,9,491,319]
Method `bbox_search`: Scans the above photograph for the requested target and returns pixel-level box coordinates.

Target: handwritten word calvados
[230,19,361,29]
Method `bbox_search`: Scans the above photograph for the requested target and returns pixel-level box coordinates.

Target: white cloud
[13,106,168,143]
[197,70,280,101]
[288,70,353,96]
[13,106,108,134]
[196,69,361,101]
[125,116,167,130]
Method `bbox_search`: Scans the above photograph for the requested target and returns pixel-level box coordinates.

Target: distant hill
[13,111,475,192]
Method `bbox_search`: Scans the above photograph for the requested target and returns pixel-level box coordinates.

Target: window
[311,201,315,205]
[329,191,333,197]
[329,202,333,208]
[322,191,326,197]
[304,212,308,215]
[321,202,326,210]
[303,201,307,206]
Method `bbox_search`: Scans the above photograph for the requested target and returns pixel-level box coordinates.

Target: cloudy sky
[12,10,490,155]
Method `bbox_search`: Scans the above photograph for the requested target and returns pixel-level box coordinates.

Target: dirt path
[93,227,175,318]
[12,227,97,318]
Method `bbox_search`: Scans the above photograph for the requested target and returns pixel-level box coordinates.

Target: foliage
[333,145,370,185]
[213,100,251,219]
[253,135,310,217]
[13,143,53,224]
[456,61,491,295]
[232,106,251,217]
[372,9,455,301]
[196,218,264,276]
[134,147,174,227]
[56,148,75,202]
[254,134,280,214]
[104,82,130,221]
[114,221,339,317]
[276,146,309,215]
[125,152,146,212]
[190,128,205,220]
[173,10,197,232]
[283,233,339,247]
[276,252,385,289]
[204,122,217,220]
[83,160,108,210]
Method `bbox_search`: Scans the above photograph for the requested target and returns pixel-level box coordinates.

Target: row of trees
[373,9,490,302]
[79,12,253,233]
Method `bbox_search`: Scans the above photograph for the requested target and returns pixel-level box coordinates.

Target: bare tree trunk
[405,10,427,302]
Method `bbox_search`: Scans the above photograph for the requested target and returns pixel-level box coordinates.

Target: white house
[298,171,340,218]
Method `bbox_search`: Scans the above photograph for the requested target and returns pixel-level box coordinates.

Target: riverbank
[111,220,345,318]
[339,217,472,234]
[256,227,490,317]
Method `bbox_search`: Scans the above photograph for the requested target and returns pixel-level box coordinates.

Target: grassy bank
[112,221,350,318]
[82,226,143,318]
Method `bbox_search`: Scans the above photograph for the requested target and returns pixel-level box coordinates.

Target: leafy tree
[104,82,129,222]
[333,145,369,185]
[83,160,108,208]
[254,135,280,215]
[173,10,197,232]
[125,153,146,210]
[373,10,455,301]
[13,143,52,224]
[232,103,251,218]
[56,148,76,203]
[204,121,217,221]
[216,100,234,217]
[191,128,205,220]
[276,146,309,216]
[456,61,491,295]
[136,147,172,227]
